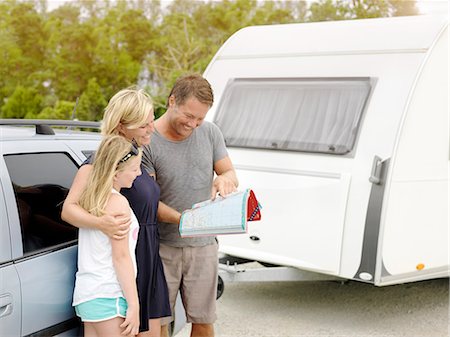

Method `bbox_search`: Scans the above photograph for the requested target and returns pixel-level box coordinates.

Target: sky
[415,0,449,14]
[45,0,449,15]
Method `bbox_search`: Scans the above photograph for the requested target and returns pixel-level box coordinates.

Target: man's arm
[62,164,131,239]
[157,201,182,225]
[211,156,239,199]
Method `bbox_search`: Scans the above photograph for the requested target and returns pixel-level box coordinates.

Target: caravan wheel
[217,275,224,299]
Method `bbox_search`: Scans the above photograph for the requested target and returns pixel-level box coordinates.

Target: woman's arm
[108,194,140,336]
[62,164,131,239]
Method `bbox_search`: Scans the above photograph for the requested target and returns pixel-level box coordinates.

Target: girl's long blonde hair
[79,135,142,216]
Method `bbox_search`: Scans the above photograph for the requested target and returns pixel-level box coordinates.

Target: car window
[4,152,79,254]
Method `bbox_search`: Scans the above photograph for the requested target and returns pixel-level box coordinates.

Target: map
[179,189,261,237]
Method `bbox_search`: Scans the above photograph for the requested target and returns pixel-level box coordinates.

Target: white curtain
[214,78,371,154]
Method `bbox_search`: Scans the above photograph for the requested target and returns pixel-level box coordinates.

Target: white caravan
[204,15,449,286]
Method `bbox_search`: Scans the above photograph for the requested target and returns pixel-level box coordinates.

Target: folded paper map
[179,189,261,237]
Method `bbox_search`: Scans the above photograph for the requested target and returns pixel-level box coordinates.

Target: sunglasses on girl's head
[119,140,139,163]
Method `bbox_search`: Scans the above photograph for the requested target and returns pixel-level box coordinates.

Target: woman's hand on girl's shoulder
[103,193,132,240]
[99,212,131,239]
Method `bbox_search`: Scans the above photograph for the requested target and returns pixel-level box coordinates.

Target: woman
[63,88,171,337]
[73,135,141,336]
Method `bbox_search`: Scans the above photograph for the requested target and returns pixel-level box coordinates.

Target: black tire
[168,322,174,337]
[259,261,279,268]
[216,275,225,300]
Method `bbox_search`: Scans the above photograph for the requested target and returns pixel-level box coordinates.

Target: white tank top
[72,189,139,306]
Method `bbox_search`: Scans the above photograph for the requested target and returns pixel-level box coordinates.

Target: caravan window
[214,78,371,154]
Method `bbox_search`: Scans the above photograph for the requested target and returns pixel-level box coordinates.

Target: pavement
[176,273,449,337]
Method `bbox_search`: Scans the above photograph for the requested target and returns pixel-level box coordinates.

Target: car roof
[0,120,102,142]
[0,125,101,141]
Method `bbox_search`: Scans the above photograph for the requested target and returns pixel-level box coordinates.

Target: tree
[9,2,47,77]
[308,0,418,21]
[309,0,351,21]
[118,9,155,62]
[1,85,43,119]
[76,78,107,121]
[88,4,145,100]
[350,0,390,18]
[147,0,309,111]
[45,4,97,101]
[0,0,419,120]
[37,100,75,120]
[0,1,47,111]
[0,12,22,110]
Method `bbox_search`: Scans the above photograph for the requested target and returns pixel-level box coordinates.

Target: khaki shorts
[159,242,218,325]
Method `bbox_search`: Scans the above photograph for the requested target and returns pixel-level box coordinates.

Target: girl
[72,135,142,336]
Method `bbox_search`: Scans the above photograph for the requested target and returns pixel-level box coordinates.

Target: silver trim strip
[353,158,390,283]
[234,164,341,179]
[216,49,428,60]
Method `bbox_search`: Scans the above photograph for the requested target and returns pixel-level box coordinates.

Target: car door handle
[0,294,13,318]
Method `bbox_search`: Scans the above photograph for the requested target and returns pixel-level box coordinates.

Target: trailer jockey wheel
[216,275,224,299]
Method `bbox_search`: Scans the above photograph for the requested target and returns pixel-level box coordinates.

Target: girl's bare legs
[85,317,125,337]
[84,323,97,337]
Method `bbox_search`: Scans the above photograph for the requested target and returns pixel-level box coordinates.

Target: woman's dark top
[121,165,171,331]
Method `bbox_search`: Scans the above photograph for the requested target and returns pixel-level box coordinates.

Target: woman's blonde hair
[79,135,142,216]
[101,87,154,136]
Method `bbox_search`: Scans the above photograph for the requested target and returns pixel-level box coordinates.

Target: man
[142,74,238,337]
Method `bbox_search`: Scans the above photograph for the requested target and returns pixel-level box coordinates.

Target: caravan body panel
[204,15,449,285]
[377,25,449,285]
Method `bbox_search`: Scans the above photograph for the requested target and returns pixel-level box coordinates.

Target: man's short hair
[167,74,214,108]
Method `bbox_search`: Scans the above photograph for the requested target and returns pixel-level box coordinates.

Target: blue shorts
[75,297,128,322]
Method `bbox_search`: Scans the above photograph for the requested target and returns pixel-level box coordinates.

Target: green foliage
[310,0,350,21]
[9,2,47,77]
[1,85,43,119]
[77,78,107,121]
[37,100,75,120]
[309,0,418,22]
[0,0,418,120]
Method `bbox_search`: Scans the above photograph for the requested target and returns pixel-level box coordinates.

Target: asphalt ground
[176,275,449,337]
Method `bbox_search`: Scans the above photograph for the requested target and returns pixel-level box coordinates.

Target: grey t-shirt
[142,121,228,247]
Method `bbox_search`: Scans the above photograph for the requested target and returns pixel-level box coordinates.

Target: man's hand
[99,213,131,240]
[211,175,237,200]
